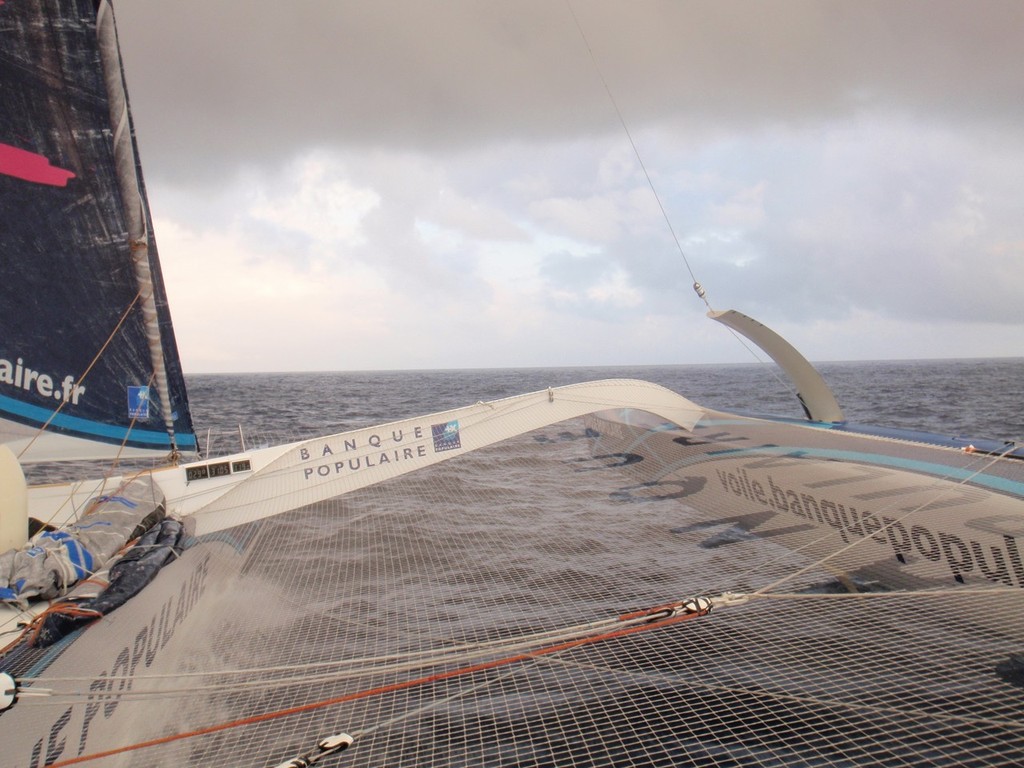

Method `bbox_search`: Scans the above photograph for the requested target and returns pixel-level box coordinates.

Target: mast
[95,1,182,458]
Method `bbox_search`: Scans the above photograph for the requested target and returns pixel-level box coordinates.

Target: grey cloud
[117,1,1024,181]
[112,1,1023,366]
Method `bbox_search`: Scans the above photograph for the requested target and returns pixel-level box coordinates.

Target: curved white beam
[709,309,844,423]
[185,379,704,535]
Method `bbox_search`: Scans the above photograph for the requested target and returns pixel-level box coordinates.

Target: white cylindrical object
[0,445,28,551]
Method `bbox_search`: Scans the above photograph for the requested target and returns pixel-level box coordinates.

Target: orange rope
[0,623,34,657]
[26,603,102,646]
[0,596,109,653]
[48,606,710,767]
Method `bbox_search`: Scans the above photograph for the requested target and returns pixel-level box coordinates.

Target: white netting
[5,412,1024,767]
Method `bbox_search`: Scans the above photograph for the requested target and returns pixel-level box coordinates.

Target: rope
[17,292,142,462]
[16,598,711,700]
[45,604,711,767]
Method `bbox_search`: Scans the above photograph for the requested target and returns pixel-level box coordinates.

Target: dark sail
[0,0,196,461]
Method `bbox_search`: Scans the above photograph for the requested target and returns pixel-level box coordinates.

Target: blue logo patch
[431,420,461,453]
[128,385,150,419]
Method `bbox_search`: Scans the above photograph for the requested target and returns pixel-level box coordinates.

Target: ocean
[185,358,1024,452]
[19,359,1021,487]
[11,360,1024,765]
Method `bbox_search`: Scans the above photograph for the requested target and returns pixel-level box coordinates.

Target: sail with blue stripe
[0,0,195,462]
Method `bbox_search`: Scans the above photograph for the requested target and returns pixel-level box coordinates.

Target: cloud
[108,1,1024,371]
[118,1,1024,168]
[246,155,381,250]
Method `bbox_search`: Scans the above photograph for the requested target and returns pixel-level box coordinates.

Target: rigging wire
[15,599,713,701]
[564,0,811,407]
[564,0,711,313]
[20,576,1024,761]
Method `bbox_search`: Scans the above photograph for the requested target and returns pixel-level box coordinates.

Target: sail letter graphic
[0,143,76,187]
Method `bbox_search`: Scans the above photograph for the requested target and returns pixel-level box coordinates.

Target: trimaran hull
[4,382,1024,765]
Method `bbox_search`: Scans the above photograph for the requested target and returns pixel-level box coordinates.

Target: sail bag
[0,476,166,607]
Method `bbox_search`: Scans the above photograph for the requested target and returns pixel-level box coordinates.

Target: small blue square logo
[431,420,461,452]
[127,385,150,419]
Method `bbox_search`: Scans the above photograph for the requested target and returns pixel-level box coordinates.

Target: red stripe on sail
[0,143,76,187]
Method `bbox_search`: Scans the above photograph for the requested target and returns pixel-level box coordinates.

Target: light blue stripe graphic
[704,444,1024,497]
[0,392,196,448]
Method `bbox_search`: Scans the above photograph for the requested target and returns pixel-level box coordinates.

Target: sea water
[19,359,1021,487]
[186,358,1024,450]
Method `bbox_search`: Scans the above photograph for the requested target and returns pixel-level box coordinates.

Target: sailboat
[3,2,1024,766]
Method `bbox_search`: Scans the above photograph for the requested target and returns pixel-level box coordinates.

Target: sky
[113,1,1024,373]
